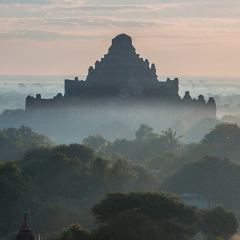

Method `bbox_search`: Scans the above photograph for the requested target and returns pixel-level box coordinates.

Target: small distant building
[16,213,35,240]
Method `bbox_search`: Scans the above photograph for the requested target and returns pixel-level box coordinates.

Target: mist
[0,75,240,144]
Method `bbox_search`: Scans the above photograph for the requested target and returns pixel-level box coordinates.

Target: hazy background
[1,0,240,144]
[0,75,239,114]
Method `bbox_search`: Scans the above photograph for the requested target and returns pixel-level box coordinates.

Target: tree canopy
[135,124,158,140]
[162,156,240,208]
[59,223,91,240]
[92,191,198,240]
[0,161,37,236]
[199,207,238,240]
[0,125,54,161]
[193,123,240,161]
[82,135,109,152]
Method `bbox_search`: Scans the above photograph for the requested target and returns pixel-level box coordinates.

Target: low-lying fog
[0,75,240,144]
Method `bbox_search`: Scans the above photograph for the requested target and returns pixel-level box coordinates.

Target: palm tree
[161,128,183,152]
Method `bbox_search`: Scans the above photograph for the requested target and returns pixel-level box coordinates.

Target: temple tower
[86,33,159,90]
[16,213,35,240]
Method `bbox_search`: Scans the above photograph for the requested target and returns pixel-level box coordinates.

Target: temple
[16,213,35,240]
[25,34,216,127]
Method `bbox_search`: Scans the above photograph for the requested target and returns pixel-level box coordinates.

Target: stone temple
[64,33,179,101]
[25,34,216,129]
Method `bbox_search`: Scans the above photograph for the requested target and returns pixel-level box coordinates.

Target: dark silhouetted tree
[198,207,238,240]
[59,223,91,240]
[92,191,198,240]
[162,156,240,208]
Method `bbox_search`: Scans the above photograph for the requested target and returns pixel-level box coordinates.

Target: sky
[1,0,240,77]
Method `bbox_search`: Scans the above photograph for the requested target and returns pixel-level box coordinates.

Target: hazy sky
[1,0,240,77]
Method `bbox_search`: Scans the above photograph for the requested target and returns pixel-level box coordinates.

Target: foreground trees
[91,191,198,240]
[199,207,238,240]
[162,156,240,208]
[45,192,239,240]
[1,123,240,239]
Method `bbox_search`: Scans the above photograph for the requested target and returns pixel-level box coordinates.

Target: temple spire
[16,213,35,240]
[22,213,30,229]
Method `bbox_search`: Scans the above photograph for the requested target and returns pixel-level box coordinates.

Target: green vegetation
[83,135,109,152]
[199,207,238,240]
[162,156,240,208]
[161,128,183,152]
[91,191,198,240]
[0,125,54,162]
[59,224,91,240]
[0,161,37,236]
[200,123,240,161]
[147,152,191,177]
[1,123,240,239]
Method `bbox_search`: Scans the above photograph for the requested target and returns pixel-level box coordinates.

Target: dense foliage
[1,123,240,239]
[91,191,198,240]
[0,161,37,236]
[162,156,240,208]
[59,224,91,240]
[0,140,159,237]
[199,207,238,239]
[0,126,54,162]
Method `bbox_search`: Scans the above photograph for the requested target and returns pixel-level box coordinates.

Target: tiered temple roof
[64,33,179,100]
[16,214,35,240]
[86,33,159,89]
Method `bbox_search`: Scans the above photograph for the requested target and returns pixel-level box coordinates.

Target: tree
[104,136,166,163]
[198,207,238,240]
[200,123,240,161]
[21,152,83,199]
[82,135,109,152]
[92,211,161,240]
[90,157,110,182]
[92,191,198,240]
[0,161,38,236]
[135,124,158,140]
[161,128,183,151]
[108,159,138,191]
[23,144,94,165]
[147,152,191,177]
[162,156,240,208]
[59,223,91,240]
[0,125,54,161]
[148,152,176,170]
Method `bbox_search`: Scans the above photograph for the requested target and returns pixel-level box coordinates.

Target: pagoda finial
[22,212,30,229]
